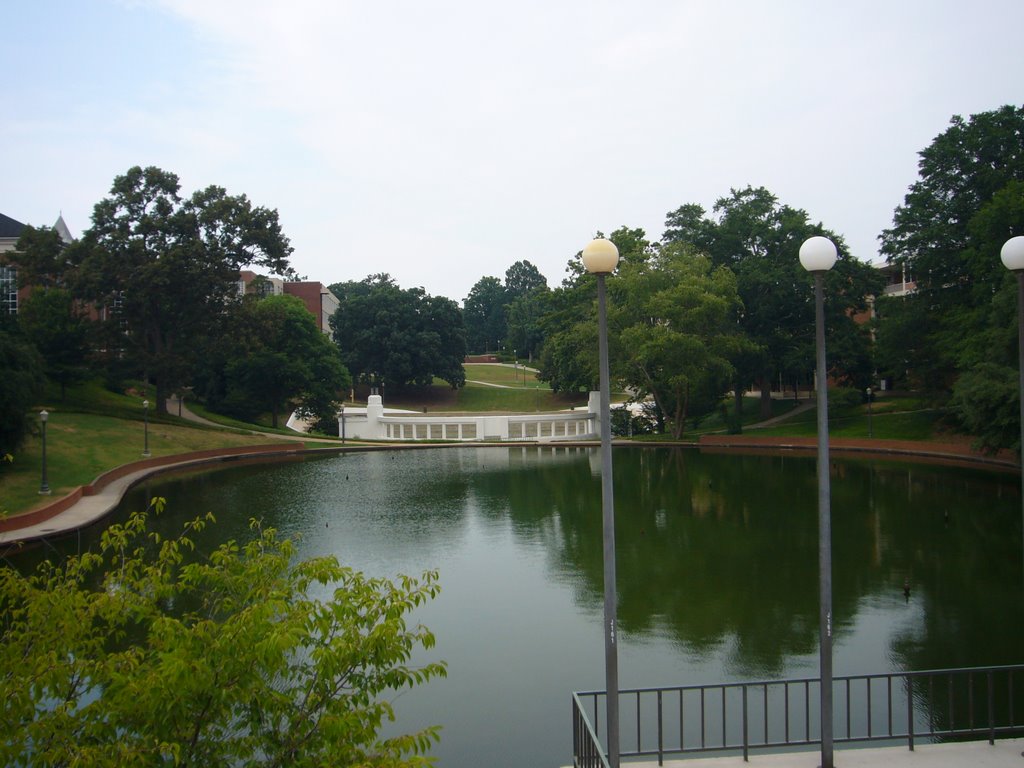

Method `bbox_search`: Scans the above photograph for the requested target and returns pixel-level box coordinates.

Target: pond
[23,445,1024,767]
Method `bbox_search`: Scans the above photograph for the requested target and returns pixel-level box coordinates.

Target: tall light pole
[582,236,620,768]
[1000,235,1024,588]
[39,410,51,495]
[142,399,151,457]
[800,235,837,768]
[866,387,873,438]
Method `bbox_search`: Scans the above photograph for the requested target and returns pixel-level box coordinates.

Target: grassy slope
[1,382,293,516]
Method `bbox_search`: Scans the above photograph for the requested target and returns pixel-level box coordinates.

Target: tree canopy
[71,166,295,413]
[0,501,446,766]
[879,106,1024,449]
[218,294,350,429]
[0,319,44,460]
[663,186,881,417]
[330,275,466,391]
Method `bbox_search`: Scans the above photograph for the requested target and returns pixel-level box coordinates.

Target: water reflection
[9,446,1021,768]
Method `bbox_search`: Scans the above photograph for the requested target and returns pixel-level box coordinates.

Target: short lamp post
[1000,235,1024,587]
[582,236,621,768]
[142,399,151,458]
[866,387,873,439]
[39,410,51,495]
[799,235,837,768]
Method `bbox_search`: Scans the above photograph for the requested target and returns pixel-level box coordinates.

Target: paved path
[628,738,1024,768]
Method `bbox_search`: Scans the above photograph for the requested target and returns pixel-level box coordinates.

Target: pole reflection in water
[17,446,1024,768]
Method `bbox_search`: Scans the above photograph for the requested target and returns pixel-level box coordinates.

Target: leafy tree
[612,242,745,439]
[17,288,90,398]
[664,186,880,418]
[0,320,44,460]
[72,166,294,413]
[506,288,551,362]
[879,106,1024,448]
[462,276,507,354]
[0,500,446,766]
[330,275,466,391]
[5,224,73,288]
[503,260,547,300]
[221,295,349,429]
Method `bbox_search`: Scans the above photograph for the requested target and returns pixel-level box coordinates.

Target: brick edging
[697,434,1019,469]
[0,444,303,533]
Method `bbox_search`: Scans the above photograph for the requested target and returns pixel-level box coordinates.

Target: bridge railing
[573,664,1024,765]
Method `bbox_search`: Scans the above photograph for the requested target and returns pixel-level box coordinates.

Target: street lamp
[142,399,151,457]
[1000,235,1024,589]
[866,387,873,439]
[799,234,837,768]
[39,410,51,495]
[582,236,621,768]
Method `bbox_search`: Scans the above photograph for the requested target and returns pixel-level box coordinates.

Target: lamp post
[142,399,151,457]
[582,236,620,768]
[800,235,837,768]
[866,387,873,439]
[39,410,51,495]
[1000,235,1024,589]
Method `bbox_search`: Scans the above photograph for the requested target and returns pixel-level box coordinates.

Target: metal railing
[573,664,1024,765]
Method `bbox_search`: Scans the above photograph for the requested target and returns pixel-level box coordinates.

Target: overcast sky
[4,1,1023,302]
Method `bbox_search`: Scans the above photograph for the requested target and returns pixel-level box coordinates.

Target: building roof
[0,212,26,239]
[53,214,73,244]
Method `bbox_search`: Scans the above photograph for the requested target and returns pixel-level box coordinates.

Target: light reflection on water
[23,445,1023,768]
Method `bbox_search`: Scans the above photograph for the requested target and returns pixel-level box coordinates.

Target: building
[877,261,916,298]
[0,212,73,314]
[236,271,339,334]
[282,281,339,333]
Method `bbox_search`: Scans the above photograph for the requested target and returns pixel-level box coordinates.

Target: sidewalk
[632,738,1024,768]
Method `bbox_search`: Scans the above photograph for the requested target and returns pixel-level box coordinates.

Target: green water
[28,446,1024,767]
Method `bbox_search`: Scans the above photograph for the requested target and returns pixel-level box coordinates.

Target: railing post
[988,669,995,745]
[907,675,915,751]
[742,684,749,762]
[657,690,664,766]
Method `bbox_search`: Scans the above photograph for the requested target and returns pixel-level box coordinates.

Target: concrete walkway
[632,738,1024,767]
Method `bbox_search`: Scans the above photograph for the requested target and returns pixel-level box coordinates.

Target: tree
[535,227,655,393]
[879,106,1024,447]
[506,288,551,362]
[0,320,44,460]
[17,288,90,398]
[5,224,73,289]
[73,166,294,413]
[664,186,881,418]
[222,295,350,429]
[880,107,1024,387]
[330,275,466,391]
[503,260,547,300]
[0,500,446,766]
[462,276,507,354]
[612,242,745,439]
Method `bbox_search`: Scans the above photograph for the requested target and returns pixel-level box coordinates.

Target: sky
[3,1,1023,303]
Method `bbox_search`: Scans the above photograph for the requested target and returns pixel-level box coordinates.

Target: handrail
[573,664,1024,765]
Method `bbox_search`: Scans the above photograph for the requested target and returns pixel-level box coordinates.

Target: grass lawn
[752,406,944,440]
[384,383,589,413]
[1,412,292,517]
[463,363,549,389]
